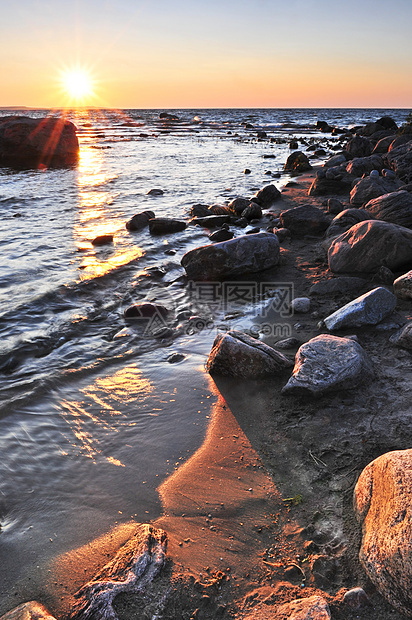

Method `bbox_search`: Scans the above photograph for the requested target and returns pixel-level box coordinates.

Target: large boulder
[0,602,56,620]
[68,524,167,620]
[350,175,403,207]
[0,116,79,167]
[393,269,412,299]
[206,330,293,378]
[308,173,352,196]
[284,150,312,173]
[282,334,373,396]
[328,220,412,273]
[274,595,331,620]
[372,135,396,154]
[181,232,280,280]
[253,184,281,207]
[346,136,372,158]
[365,190,412,228]
[385,139,412,183]
[279,205,330,236]
[346,154,384,177]
[325,208,373,239]
[323,287,397,330]
[354,450,412,617]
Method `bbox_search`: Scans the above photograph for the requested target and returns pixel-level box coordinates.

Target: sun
[60,68,95,104]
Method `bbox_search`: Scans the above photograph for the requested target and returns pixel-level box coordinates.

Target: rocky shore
[2,114,412,620]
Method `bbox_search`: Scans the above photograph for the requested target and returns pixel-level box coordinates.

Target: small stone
[343,587,369,609]
[290,297,311,313]
[167,353,185,364]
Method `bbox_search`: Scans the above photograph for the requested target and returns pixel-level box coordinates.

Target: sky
[0,0,411,108]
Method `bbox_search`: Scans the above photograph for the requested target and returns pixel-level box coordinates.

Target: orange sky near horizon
[1,0,411,109]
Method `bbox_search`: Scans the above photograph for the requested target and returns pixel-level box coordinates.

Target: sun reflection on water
[74,130,144,280]
[60,366,153,466]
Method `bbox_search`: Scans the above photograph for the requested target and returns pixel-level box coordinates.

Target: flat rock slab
[68,524,167,620]
[323,287,397,330]
[181,232,280,281]
[206,330,293,378]
[328,220,412,273]
[354,449,412,617]
[394,269,412,299]
[282,334,373,396]
[275,595,331,619]
[0,601,56,620]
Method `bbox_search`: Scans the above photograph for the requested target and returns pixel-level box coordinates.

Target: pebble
[290,297,311,313]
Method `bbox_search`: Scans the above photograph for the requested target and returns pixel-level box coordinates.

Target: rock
[391,322,412,350]
[323,153,347,168]
[350,176,403,207]
[373,135,395,154]
[149,218,186,234]
[241,202,262,220]
[346,154,384,177]
[208,204,231,215]
[316,120,334,133]
[279,205,330,236]
[190,204,210,217]
[147,188,164,196]
[354,449,412,617]
[274,227,291,241]
[206,330,292,378]
[243,168,251,174]
[325,208,373,239]
[342,587,369,609]
[282,334,373,396]
[309,277,367,296]
[290,297,311,313]
[275,337,301,349]
[181,232,280,281]
[377,116,398,130]
[124,302,169,320]
[275,595,331,620]
[166,352,185,363]
[159,112,179,121]
[323,287,396,330]
[385,139,412,183]
[253,184,281,207]
[326,198,345,215]
[68,524,167,620]
[365,190,412,228]
[372,265,395,285]
[328,220,412,273]
[246,226,260,234]
[393,270,412,299]
[91,234,114,246]
[228,197,250,215]
[0,601,57,620]
[346,136,372,158]
[284,151,312,173]
[126,210,155,231]
[0,116,79,168]
[209,228,234,242]
[308,175,352,196]
[192,215,231,228]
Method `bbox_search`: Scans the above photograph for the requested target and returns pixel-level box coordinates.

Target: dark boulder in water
[147,188,164,196]
[159,112,179,121]
[124,302,169,319]
[126,210,155,231]
[149,218,187,234]
[253,184,281,207]
[0,116,79,168]
[91,234,114,246]
[284,151,312,173]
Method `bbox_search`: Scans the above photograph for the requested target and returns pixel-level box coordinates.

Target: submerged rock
[328,220,412,273]
[274,595,331,620]
[282,334,373,396]
[393,269,412,299]
[354,450,412,617]
[68,524,167,620]
[323,287,397,330]
[181,232,280,280]
[149,218,186,234]
[206,330,292,378]
[126,210,155,231]
[0,116,79,168]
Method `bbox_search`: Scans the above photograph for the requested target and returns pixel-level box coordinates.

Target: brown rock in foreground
[0,116,79,168]
[0,601,56,620]
[354,449,412,617]
[274,595,331,619]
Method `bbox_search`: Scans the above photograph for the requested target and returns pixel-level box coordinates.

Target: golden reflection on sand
[74,142,144,280]
[60,366,153,465]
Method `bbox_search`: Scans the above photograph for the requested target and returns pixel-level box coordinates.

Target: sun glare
[60,68,95,104]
